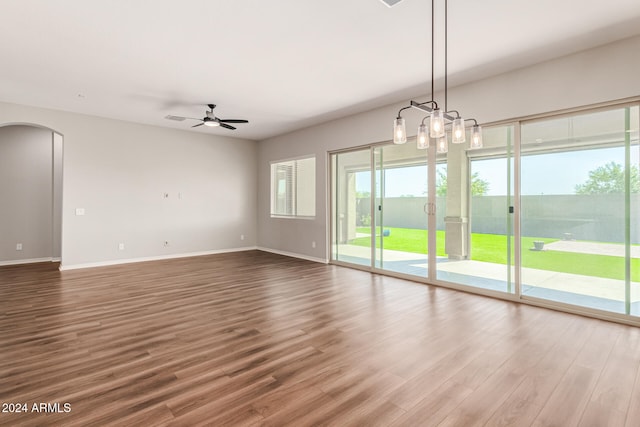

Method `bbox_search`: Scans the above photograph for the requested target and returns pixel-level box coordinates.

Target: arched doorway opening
[0,124,63,266]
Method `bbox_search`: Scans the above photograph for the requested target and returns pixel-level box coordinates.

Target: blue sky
[356,146,639,197]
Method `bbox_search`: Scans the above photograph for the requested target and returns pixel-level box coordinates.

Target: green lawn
[352,227,639,281]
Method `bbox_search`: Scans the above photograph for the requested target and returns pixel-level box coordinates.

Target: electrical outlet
[240,234,245,241]
[312,241,316,248]
[118,243,125,251]
[16,243,23,251]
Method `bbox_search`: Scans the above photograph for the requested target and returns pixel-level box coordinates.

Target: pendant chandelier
[393,0,482,151]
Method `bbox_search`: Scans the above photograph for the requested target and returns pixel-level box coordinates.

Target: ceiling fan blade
[192,123,204,128]
[220,123,236,130]
[218,119,249,124]
[165,115,186,122]
[168,116,203,121]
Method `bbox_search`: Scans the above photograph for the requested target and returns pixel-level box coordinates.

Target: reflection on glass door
[332,149,372,267]
[521,106,639,315]
[374,143,429,276]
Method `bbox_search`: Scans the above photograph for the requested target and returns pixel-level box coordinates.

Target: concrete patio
[334,244,640,315]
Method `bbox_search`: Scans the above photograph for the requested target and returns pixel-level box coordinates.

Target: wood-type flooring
[1,250,640,426]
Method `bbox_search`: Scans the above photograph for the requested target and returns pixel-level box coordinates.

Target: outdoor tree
[435,170,489,196]
[575,162,640,194]
[471,173,490,196]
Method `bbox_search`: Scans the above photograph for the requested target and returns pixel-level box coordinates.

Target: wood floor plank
[390,379,474,427]
[580,327,640,426]
[1,251,639,426]
[531,321,622,427]
[625,363,640,427]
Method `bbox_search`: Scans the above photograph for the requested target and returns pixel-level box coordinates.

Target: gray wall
[358,195,640,243]
[519,194,640,243]
[355,197,446,231]
[0,125,59,262]
[0,104,258,269]
[257,35,640,261]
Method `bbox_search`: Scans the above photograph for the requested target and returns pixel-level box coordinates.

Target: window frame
[270,155,316,219]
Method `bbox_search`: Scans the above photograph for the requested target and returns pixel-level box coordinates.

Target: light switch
[16,243,23,251]
[75,208,85,216]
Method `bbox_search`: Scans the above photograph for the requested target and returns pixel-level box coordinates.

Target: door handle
[424,203,436,216]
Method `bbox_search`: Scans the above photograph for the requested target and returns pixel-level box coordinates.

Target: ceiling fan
[165,104,248,130]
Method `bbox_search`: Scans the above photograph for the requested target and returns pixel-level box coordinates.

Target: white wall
[0,125,55,263]
[257,35,640,261]
[0,103,258,269]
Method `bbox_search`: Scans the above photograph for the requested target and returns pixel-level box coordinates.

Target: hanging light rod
[409,102,479,138]
[409,100,455,121]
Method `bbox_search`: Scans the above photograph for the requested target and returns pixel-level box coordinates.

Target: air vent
[164,115,185,121]
[380,0,404,7]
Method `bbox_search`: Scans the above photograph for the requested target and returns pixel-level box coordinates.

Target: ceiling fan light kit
[203,118,220,127]
[166,104,248,131]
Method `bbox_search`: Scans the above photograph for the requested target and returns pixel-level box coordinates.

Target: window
[270,156,315,218]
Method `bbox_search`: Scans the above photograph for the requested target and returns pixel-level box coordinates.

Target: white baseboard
[58,246,259,271]
[0,257,54,266]
[257,247,328,264]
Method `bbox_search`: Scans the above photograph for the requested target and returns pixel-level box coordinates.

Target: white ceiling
[1,0,640,141]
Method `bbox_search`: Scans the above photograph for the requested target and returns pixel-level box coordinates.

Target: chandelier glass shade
[417,122,429,149]
[470,124,483,149]
[429,109,445,138]
[436,132,448,153]
[451,116,466,144]
[393,117,407,144]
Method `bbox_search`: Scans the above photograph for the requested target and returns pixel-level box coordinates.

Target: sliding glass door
[433,126,516,293]
[374,142,430,276]
[332,149,373,267]
[332,143,431,277]
[332,128,518,293]
[520,106,639,315]
[332,139,488,284]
